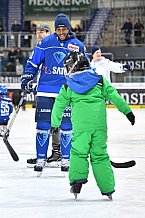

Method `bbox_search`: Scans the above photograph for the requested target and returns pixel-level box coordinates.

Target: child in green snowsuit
[51,51,135,200]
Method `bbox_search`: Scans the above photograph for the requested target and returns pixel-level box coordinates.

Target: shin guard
[36,129,50,159]
[60,130,72,160]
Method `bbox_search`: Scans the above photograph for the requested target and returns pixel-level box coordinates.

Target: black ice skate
[107,194,113,201]
[70,183,82,200]
[61,166,69,172]
[102,190,115,201]
[34,159,46,177]
[46,150,61,167]
[70,179,88,200]
[61,158,69,172]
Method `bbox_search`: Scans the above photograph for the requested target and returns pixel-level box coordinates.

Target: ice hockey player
[0,85,13,137]
[36,23,51,42]
[26,23,61,167]
[21,13,86,173]
[91,45,133,82]
[51,51,135,200]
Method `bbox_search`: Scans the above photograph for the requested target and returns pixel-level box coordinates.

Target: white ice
[0,108,145,218]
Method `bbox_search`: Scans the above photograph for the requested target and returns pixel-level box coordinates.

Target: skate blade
[36,171,42,177]
[74,193,78,200]
[61,171,68,178]
[34,168,44,177]
[107,195,113,201]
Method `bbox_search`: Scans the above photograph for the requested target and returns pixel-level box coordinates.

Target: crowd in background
[0,47,28,76]
[0,17,143,47]
[121,17,144,45]
[0,20,83,77]
[0,16,144,77]
[0,19,83,48]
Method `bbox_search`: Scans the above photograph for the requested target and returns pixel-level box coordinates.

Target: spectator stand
[83,8,112,46]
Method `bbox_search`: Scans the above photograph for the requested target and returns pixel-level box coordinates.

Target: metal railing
[0,31,100,48]
[0,30,145,49]
[0,32,37,50]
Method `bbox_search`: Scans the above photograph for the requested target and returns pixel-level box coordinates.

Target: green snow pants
[69,129,115,194]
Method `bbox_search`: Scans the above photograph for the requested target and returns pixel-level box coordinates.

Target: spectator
[11,20,21,32]
[21,51,28,67]
[15,47,23,62]
[0,22,3,32]
[11,20,22,46]
[7,47,17,62]
[15,59,24,76]
[5,61,16,75]
[73,24,82,41]
[1,51,8,72]
[121,17,133,45]
[134,18,144,44]
[30,21,37,34]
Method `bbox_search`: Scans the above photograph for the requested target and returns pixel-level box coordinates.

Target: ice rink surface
[0,108,145,218]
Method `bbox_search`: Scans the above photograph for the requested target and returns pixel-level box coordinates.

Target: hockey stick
[110,160,136,168]
[2,137,19,161]
[2,92,26,161]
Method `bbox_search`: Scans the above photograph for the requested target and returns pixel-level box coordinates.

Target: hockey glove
[21,74,34,93]
[126,112,135,125]
[123,64,133,72]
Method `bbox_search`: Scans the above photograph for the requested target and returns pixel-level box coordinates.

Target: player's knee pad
[61,122,72,131]
[60,130,72,159]
[36,129,50,159]
[36,121,51,131]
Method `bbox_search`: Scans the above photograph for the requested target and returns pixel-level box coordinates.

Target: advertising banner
[117,89,145,105]
[25,0,93,14]
[1,76,145,105]
[8,88,145,105]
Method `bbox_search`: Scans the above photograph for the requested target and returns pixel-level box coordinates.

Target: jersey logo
[53,52,66,64]
[68,44,79,51]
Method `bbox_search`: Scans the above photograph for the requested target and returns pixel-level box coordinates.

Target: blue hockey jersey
[0,95,13,124]
[25,33,86,97]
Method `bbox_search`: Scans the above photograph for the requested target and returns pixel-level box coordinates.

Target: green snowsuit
[51,71,132,194]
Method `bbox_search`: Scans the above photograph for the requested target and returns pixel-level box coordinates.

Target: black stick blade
[3,137,19,162]
[110,160,136,168]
